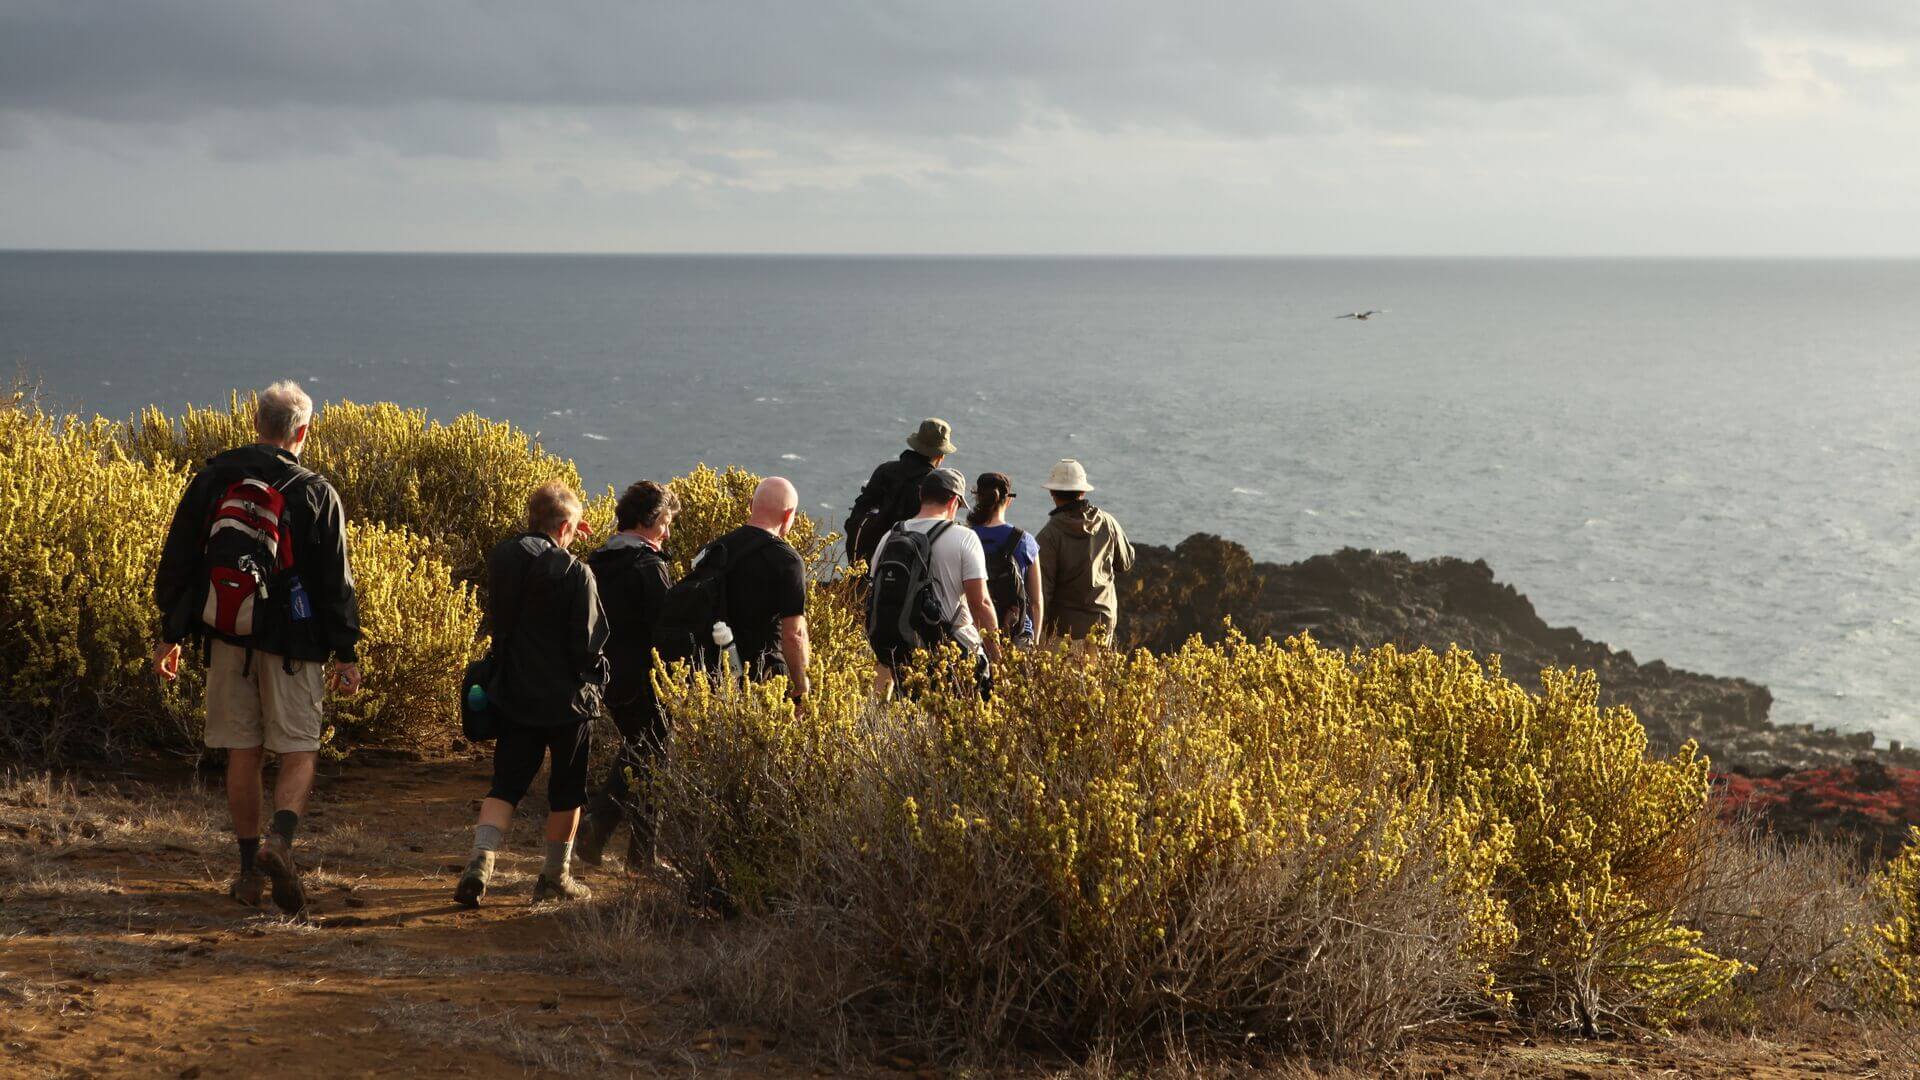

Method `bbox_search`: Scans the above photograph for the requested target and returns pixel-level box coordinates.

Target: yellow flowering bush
[1848,827,1920,1014]
[1353,647,1742,1029]
[326,521,484,751]
[3,395,482,759]
[126,395,584,581]
[654,606,1738,1050]
[0,398,198,757]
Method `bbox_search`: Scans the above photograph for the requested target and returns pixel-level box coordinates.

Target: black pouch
[460,655,500,742]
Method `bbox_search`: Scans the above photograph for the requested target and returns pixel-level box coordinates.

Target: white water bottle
[711,621,741,679]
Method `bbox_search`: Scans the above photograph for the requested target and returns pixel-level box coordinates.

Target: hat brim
[1045,484,1094,494]
[908,436,958,456]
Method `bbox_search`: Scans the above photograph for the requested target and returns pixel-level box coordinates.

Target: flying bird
[1336,310,1386,320]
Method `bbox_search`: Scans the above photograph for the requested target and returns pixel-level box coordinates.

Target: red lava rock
[1716,759,1920,857]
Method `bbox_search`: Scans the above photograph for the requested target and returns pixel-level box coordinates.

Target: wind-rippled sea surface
[5,253,1918,744]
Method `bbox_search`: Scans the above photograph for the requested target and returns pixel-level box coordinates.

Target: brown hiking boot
[530,872,592,904]
[228,869,267,907]
[255,835,306,915]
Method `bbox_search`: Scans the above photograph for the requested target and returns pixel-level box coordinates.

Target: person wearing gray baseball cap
[844,418,956,568]
[864,467,1002,698]
[1036,459,1135,644]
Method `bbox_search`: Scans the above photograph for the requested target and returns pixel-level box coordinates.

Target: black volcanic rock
[1119,536,1918,773]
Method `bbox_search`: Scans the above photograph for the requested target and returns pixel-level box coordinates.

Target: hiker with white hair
[152,380,362,916]
[1036,459,1135,644]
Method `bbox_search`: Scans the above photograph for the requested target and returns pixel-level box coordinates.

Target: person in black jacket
[577,479,679,869]
[454,482,609,907]
[151,381,362,916]
[843,418,956,567]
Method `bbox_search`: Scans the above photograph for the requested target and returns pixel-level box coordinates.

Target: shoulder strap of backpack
[703,526,780,576]
[491,540,549,660]
[273,462,319,494]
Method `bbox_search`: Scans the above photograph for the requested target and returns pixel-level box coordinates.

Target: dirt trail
[3,756,1910,1079]
[0,755,814,1079]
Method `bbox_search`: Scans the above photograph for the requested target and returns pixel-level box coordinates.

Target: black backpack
[845,459,933,566]
[865,521,955,666]
[983,527,1030,641]
[655,529,777,670]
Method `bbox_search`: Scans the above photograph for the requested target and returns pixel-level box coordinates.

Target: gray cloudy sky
[3,1,1919,254]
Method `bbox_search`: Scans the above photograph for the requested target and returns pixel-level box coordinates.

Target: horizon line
[6,247,1920,261]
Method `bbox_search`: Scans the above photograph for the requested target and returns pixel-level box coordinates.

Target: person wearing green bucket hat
[844,418,957,567]
[1037,458,1135,644]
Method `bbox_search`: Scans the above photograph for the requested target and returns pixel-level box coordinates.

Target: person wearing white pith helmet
[1035,459,1135,644]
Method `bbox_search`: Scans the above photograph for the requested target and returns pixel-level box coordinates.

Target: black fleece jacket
[154,444,361,663]
[486,532,609,726]
[584,536,671,711]
[846,449,936,559]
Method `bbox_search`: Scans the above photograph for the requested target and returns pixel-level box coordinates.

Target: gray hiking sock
[472,823,503,856]
[542,838,574,879]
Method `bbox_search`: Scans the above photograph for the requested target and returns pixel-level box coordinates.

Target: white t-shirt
[879,516,989,650]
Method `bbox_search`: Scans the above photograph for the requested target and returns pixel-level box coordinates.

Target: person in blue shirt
[966,471,1043,645]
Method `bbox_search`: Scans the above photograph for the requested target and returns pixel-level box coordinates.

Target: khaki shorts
[203,640,327,754]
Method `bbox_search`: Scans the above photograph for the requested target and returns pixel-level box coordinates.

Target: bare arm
[963,578,1001,662]
[1025,559,1044,642]
[779,614,810,698]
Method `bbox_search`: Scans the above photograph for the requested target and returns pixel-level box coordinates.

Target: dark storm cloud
[0,1,1814,144]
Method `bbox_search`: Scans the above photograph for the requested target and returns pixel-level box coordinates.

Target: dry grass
[1858,1018,1920,1075]
[564,879,868,1066]
[0,860,124,903]
[372,1000,663,1075]
[566,810,1485,1073]
[0,770,226,851]
[1682,819,1873,1029]
[0,770,226,923]
[303,820,431,870]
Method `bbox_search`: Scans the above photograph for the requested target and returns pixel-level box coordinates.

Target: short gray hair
[255,381,313,443]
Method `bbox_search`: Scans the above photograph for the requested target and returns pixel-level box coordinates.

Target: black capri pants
[488,718,592,812]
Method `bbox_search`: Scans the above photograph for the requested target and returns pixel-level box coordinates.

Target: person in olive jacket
[577,479,680,869]
[454,482,608,907]
[1036,459,1136,644]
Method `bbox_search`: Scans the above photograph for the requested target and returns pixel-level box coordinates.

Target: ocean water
[3,252,1918,745]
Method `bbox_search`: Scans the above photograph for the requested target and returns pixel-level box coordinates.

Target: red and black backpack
[200,467,310,640]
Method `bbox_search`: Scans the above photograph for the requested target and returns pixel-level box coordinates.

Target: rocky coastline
[1119,535,1920,799]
